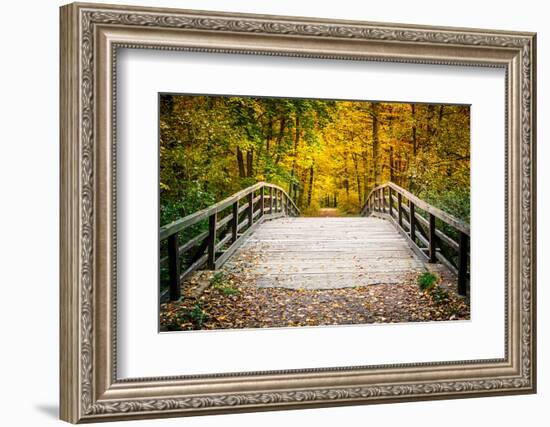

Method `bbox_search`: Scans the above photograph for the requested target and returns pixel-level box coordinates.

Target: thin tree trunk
[246,148,253,177]
[343,148,349,196]
[236,147,246,178]
[362,149,369,203]
[372,103,381,186]
[352,152,362,206]
[298,169,308,208]
[389,146,395,182]
[266,118,273,154]
[289,116,300,194]
[411,104,417,156]
[274,117,286,165]
[307,163,315,207]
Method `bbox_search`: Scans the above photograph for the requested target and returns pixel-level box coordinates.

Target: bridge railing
[160,182,300,301]
[362,182,470,296]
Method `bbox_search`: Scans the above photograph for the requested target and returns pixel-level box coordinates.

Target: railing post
[247,192,254,226]
[388,187,393,217]
[269,187,273,214]
[382,188,386,213]
[398,192,403,227]
[167,233,181,301]
[260,187,265,217]
[207,212,217,270]
[231,200,238,242]
[458,232,469,296]
[428,213,437,262]
[409,202,416,243]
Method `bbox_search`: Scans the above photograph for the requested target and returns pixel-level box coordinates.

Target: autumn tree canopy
[159,94,470,226]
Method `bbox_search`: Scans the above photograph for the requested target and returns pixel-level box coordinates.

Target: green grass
[417,271,438,291]
[210,272,241,296]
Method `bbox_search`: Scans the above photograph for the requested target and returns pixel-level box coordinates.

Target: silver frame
[60,2,536,423]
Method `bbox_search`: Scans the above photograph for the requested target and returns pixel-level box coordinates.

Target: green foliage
[161,302,208,331]
[189,303,209,329]
[417,271,438,291]
[210,272,240,296]
[417,272,452,306]
[160,94,470,219]
[160,181,216,226]
[430,286,450,305]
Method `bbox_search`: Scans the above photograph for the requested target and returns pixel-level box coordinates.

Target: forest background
[159,94,470,226]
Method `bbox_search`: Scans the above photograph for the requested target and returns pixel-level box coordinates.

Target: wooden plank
[207,213,217,270]
[215,232,233,252]
[238,201,250,215]
[167,233,180,301]
[458,232,469,296]
[429,213,437,263]
[435,251,458,276]
[159,230,208,265]
[231,201,238,242]
[436,229,459,252]
[215,217,266,268]
[216,212,234,230]
[180,254,208,282]
[366,182,469,235]
[398,192,403,227]
[410,202,416,243]
[247,192,254,228]
[160,181,299,240]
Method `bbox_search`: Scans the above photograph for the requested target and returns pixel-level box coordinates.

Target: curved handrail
[160,182,299,240]
[362,181,470,296]
[363,182,469,235]
[160,182,300,301]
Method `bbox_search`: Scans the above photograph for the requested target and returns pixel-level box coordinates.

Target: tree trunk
[343,149,349,196]
[298,169,308,208]
[274,117,287,165]
[372,103,381,186]
[362,149,369,203]
[389,146,395,182]
[289,116,300,194]
[266,118,273,154]
[246,148,253,177]
[352,152,362,207]
[236,147,246,178]
[307,163,314,207]
[411,104,417,156]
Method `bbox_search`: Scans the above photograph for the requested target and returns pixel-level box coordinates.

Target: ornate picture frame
[60,2,536,423]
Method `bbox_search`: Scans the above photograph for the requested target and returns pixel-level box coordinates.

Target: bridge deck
[223,216,426,289]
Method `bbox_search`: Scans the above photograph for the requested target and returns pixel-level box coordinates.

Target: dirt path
[316,208,342,217]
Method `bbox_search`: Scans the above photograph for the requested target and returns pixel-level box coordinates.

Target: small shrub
[417,272,438,291]
[431,286,450,304]
[189,303,208,329]
[210,272,240,296]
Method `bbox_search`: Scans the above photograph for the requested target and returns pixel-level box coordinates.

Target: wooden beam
[207,213,217,270]
[167,233,180,301]
[364,182,470,235]
[159,181,299,240]
[410,202,416,243]
[429,213,437,263]
[398,192,403,228]
[458,231,469,296]
[247,192,254,228]
[231,201,238,242]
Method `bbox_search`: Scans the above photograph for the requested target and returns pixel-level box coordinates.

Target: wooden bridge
[160,182,470,302]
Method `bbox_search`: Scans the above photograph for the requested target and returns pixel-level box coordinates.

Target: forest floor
[159,268,470,331]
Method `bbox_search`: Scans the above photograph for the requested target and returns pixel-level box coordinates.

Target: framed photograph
[60,2,536,423]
